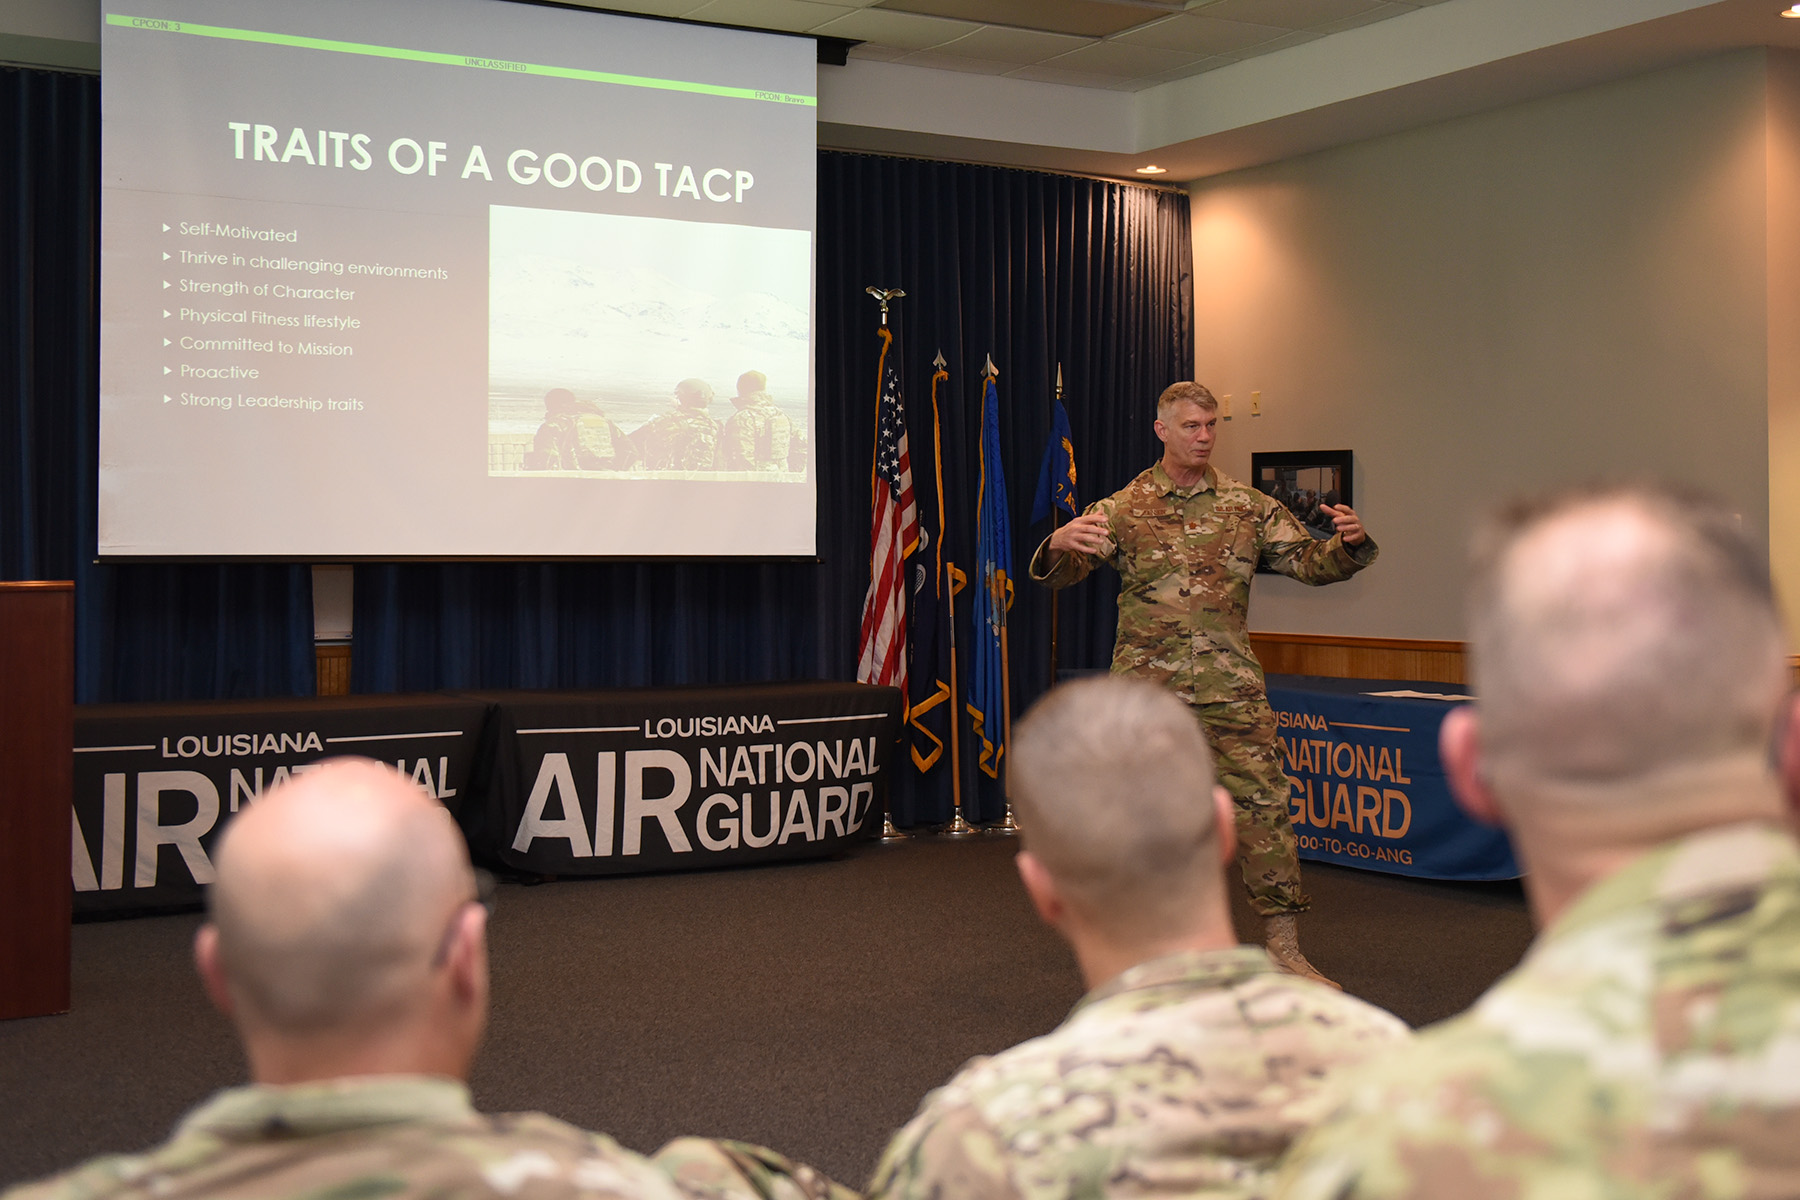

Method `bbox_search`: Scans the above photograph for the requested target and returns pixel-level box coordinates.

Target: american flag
[857,326,920,691]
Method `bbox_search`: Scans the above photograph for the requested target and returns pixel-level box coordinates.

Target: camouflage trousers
[1192,697,1308,917]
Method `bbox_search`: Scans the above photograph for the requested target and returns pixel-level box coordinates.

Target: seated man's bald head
[1467,486,1788,792]
[205,759,480,1044]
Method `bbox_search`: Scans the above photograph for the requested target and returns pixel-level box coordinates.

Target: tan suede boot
[1263,914,1341,990]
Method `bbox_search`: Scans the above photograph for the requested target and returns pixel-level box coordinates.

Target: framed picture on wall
[1250,450,1354,570]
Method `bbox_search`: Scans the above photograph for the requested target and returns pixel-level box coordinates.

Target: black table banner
[457,683,903,875]
[72,695,489,917]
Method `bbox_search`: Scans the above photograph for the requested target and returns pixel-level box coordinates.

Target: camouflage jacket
[1029,465,1376,704]
[720,396,793,471]
[867,946,1410,1200]
[1275,821,1800,1200]
[638,409,720,472]
[3,1076,842,1200]
[532,412,632,471]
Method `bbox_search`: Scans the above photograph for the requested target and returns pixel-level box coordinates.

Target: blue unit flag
[967,374,1013,782]
[1029,397,1077,525]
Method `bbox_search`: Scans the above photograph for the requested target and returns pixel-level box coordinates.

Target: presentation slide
[99,0,816,558]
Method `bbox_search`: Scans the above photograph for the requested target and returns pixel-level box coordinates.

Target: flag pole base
[987,803,1021,836]
[940,811,980,838]
[880,814,909,842]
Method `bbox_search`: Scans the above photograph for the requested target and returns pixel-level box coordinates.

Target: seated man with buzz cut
[867,674,1410,1200]
[1276,484,1800,1200]
[2,759,848,1200]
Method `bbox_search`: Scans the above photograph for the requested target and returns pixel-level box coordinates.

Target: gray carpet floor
[0,836,1534,1189]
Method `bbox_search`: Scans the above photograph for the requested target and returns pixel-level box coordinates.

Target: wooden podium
[0,582,73,1018]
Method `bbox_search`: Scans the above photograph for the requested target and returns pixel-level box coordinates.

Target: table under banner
[71,694,489,917]
[456,682,902,875]
[69,682,903,917]
[1265,674,1519,882]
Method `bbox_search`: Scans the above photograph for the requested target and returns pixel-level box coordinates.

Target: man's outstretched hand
[1049,512,1114,558]
[1319,503,1365,546]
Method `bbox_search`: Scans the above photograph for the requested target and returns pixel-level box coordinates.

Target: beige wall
[1768,51,1800,637]
[1190,50,1776,640]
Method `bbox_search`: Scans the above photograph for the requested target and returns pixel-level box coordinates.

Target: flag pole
[865,286,910,844]
[942,439,980,839]
[933,351,967,829]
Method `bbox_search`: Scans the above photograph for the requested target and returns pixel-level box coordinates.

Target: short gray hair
[1010,675,1220,940]
[1467,484,1787,786]
[1157,381,1217,422]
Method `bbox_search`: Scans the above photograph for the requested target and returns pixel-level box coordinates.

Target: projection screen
[100,0,817,558]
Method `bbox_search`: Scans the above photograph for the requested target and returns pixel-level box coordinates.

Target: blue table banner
[1266,676,1519,882]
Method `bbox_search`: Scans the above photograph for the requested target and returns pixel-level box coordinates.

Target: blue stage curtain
[356,152,1193,822]
[1,66,314,702]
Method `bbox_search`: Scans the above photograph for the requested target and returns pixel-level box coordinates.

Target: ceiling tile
[1312,1,1416,33]
[682,0,858,32]
[1184,0,1387,31]
[1135,55,1236,84]
[889,47,1016,74]
[811,8,981,49]
[873,0,1177,38]
[1245,27,1325,53]
[1041,38,1205,76]
[1111,13,1292,54]
[928,24,1093,65]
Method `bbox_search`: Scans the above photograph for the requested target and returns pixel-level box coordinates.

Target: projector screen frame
[98,0,822,561]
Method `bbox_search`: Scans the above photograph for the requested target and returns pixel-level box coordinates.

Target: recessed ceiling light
[1136,164,1168,175]
[1784,4,1800,16]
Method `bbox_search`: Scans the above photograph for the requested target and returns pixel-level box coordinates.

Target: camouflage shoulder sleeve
[1,1151,149,1200]
[1254,490,1375,585]
[867,1101,1022,1200]
[653,1137,858,1200]
[1270,1027,1538,1200]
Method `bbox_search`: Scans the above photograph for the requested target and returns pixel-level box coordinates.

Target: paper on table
[1363,689,1475,701]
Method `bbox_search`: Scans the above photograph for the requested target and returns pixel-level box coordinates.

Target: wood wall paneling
[1249,632,1466,685]
[316,642,351,697]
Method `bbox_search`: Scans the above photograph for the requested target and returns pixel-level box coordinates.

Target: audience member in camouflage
[657,1139,859,1200]
[636,379,720,471]
[526,387,635,471]
[1276,484,1800,1200]
[1,760,846,1200]
[1030,382,1375,985]
[869,676,1409,1200]
[720,371,792,471]
[2,1078,756,1200]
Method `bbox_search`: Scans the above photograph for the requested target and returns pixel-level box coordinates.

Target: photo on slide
[486,204,812,479]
